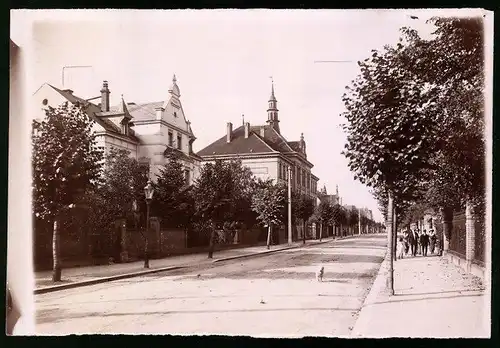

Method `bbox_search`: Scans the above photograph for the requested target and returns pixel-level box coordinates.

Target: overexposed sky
[13,9,479,223]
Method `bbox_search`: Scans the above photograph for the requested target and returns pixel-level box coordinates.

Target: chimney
[244,122,250,138]
[260,127,265,137]
[155,107,164,121]
[226,122,233,143]
[100,80,110,112]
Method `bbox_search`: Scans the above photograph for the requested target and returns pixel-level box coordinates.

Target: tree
[251,179,286,249]
[341,17,486,294]
[330,203,344,238]
[293,193,315,244]
[313,201,334,241]
[95,148,149,263]
[192,159,256,258]
[32,102,102,281]
[346,207,359,235]
[153,153,191,228]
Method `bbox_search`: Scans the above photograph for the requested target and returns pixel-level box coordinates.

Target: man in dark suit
[406,228,415,256]
[412,229,419,256]
[421,230,430,256]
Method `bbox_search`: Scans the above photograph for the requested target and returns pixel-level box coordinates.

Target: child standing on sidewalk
[398,237,405,259]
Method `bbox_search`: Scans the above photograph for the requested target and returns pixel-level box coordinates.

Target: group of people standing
[398,228,440,259]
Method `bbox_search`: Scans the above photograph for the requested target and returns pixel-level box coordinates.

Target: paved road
[36,235,386,337]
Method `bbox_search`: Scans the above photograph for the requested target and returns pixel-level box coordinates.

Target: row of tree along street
[341,17,485,293]
[32,103,381,282]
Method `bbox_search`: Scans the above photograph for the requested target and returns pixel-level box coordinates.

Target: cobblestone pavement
[35,235,386,337]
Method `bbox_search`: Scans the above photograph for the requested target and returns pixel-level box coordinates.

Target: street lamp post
[144,180,155,269]
[287,166,292,245]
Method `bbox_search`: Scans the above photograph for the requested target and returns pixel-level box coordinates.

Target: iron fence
[449,212,466,258]
[474,216,485,264]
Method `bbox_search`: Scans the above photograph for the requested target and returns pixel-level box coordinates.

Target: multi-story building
[32,75,202,185]
[197,83,320,239]
[197,83,319,201]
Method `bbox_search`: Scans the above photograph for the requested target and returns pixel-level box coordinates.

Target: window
[168,131,173,147]
[174,111,177,118]
[278,163,282,179]
[184,169,190,185]
[177,135,182,150]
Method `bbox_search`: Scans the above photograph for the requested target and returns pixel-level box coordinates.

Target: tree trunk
[393,206,397,261]
[302,220,306,244]
[386,191,394,295]
[266,225,272,250]
[319,223,323,241]
[52,216,62,282]
[208,228,215,258]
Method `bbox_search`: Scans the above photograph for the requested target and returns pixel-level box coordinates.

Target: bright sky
[12,9,479,223]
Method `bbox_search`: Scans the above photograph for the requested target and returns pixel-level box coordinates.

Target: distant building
[360,208,373,221]
[32,75,202,185]
[318,184,341,206]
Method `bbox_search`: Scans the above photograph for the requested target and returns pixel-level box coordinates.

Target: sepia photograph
[8,9,492,337]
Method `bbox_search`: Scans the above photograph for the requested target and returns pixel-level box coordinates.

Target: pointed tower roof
[117,95,133,125]
[168,74,181,97]
[269,81,277,102]
[117,94,132,118]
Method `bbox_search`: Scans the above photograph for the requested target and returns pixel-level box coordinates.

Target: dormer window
[174,111,177,118]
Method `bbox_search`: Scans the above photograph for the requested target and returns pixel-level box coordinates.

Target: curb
[350,249,390,337]
[34,266,184,295]
[35,236,364,295]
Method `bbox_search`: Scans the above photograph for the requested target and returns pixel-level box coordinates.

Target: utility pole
[288,166,292,245]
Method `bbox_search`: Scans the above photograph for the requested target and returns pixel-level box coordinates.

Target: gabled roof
[126,101,164,122]
[197,125,276,156]
[197,124,311,163]
[46,84,140,143]
[249,125,294,153]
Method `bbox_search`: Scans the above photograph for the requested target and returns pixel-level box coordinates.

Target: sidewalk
[351,252,488,338]
[35,236,351,293]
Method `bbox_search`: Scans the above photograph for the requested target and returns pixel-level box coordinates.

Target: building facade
[197,83,320,240]
[197,83,319,202]
[32,76,202,185]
